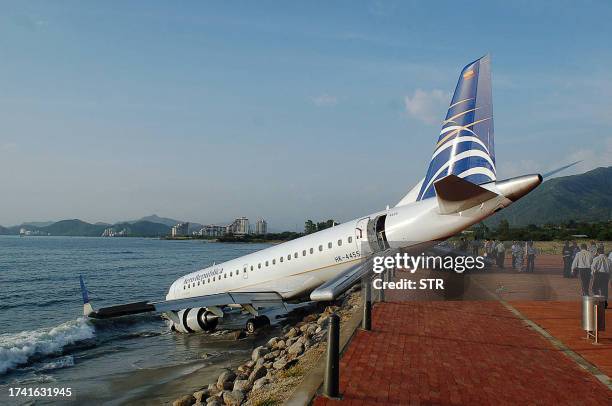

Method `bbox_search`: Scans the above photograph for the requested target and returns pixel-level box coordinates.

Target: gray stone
[299,323,309,332]
[251,346,269,362]
[272,357,288,370]
[173,394,196,406]
[206,400,221,406]
[287,341,304,356]
[254,357,265,368]
[266,337,279,347]
[252,377,269,390]
[207,384,220,394]
[194,389,210,403]
[285,327,298,338]
[286,337,297,347]
[263,362,273,369]
[223,390,244,406]
[274,340,286,349]
[233,379,252,392]
[263,352,276,361]
[216,370,236,391]
[249,365,267,382]
[307,324,318,336]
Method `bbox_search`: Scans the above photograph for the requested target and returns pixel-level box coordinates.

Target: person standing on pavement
[591,246,610,308]
[496,240,506,269]
[525,241,536,273]
[515,241,525,272]
[572,243,594,296]
[562,241,573,278]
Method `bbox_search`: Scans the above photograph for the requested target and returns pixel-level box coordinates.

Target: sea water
[0,236,276,404]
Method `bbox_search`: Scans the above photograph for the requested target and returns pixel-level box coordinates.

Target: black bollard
[324,313,340,398]
[362,277,372,331]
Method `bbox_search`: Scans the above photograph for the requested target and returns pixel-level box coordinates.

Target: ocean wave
[0,318,95,375]
[39,355,75,371]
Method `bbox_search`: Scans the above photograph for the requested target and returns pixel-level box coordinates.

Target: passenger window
[287,254,291,261]
[250,265,253,271]
[294,252,298,259]
[207,278,210,283]
[319,245,323,251]
[328,242,332,249]
[236,270,239,275]
[224,274,227,279]
[258,263,261,269]
[230,271,233,277]
[280,257,283,263]
[348,236,353,243]
[302,250,306,256]
[338,239,342,246]
[265,261,269,267]
[273,259,276,265]
[310,248,314,254]
[183,286,186,290]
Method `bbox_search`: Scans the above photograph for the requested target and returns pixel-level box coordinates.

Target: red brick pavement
[513,301,612,377]
[314,301,611,405]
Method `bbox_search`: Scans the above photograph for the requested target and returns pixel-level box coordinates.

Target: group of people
[563,240,610,301]
[483,240,536,272]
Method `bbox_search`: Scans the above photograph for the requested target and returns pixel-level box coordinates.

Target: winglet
[79,275,94,316]
[434,174,498,214]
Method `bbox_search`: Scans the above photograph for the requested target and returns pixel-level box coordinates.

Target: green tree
[304,220,317,234]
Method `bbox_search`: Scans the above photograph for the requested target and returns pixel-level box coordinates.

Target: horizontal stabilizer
[434,174,498,214]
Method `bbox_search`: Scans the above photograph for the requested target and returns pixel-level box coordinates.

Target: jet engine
[176,308,219,333]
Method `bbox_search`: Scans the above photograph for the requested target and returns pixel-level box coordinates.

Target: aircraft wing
[310,248,398,301]
[80,276,285,319]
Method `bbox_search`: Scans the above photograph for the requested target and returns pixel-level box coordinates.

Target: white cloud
[311,94,338,107]
[1,143,17,153]
[404,89,450,125]
[566,136,612,174]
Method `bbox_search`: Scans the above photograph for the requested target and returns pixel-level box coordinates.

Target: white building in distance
[255,218,267,235]
[227,217,249,236]
[171,222,189,237]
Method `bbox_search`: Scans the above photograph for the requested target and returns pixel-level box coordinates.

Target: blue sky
[1,1,611,229]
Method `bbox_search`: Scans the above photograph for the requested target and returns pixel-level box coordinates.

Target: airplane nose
[495,174,542,202]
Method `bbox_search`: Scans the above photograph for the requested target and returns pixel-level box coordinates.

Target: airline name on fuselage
[184,267,223,285]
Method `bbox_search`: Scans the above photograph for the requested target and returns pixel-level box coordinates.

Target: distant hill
[21,221,55,228]
[39,219,107,237]
[132,214,181,227]
[488,166,612,226]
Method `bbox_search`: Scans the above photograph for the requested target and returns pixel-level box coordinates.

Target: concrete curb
[285,306,364,406]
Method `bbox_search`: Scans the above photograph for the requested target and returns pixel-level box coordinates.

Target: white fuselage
[166,181,512,302]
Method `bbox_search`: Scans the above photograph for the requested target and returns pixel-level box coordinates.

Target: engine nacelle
[175,308,219,333]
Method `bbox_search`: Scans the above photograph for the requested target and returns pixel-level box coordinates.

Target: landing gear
[245,315,270,334]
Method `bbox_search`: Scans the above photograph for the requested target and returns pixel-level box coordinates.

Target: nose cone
[495,174,542,202]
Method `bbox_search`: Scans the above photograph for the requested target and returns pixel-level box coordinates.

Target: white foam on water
[39,355,75,371]
[0,318,95,374]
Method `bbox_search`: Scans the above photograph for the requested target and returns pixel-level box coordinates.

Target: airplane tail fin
[80,275,94,317]
[417,55,496,201]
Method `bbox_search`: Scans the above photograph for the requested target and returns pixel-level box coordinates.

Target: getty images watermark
[371,252,486,291]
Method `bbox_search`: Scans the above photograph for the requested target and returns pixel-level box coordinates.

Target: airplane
[80,55,544,334]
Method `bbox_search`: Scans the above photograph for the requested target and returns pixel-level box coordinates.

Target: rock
[231,330,246,340]
[237,364,251,373]
[233,379,252,392]
[194,389,210,403]
[287,341,304,356]
[207,384,219,395]
[286,327,299,338]
[267,337,279,347]
[316,315,327,325]
[251,346,269,362]
[249,365,267,382]
[223,390,244,406]
[286,337,297,347]
[206,400,221,406]
[325,305,339,314]
[303,314,318,323]
[263,352,276,361]
[299,324,309,332]
[274,340,286,349]
[297,336,307,345]
[307,325,318,336]
[216,369,236,391]
[263,362,273,369]
[303,338,313,349]
[315,326,323,334]
[273,357,288,370]
[173,394,196,406]
[252,377,269,390]
[235,372,249,381]
[254,357,265,368]
[245,360,255,368]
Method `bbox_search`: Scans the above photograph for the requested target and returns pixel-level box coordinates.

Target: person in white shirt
[572,243,594,296]
[496,241,506,269]
[591,246,610,307]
